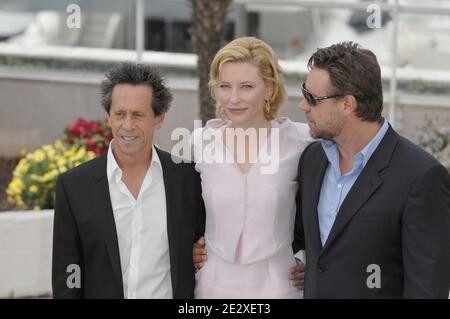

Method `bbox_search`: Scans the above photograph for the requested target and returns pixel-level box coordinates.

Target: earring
[264,99,271,114]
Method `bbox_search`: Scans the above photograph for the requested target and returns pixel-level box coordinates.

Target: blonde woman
[191,37,312,298]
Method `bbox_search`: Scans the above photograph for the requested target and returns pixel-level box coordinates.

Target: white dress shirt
[107,141,172,299]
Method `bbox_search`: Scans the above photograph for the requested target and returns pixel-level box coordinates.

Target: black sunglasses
[301,83,344,106]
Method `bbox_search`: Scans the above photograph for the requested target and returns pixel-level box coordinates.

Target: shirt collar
[358,117,389,167]
[107,139,162,183]
[321,117,389,176]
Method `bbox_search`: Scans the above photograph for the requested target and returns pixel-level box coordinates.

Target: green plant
[6,141,96,210]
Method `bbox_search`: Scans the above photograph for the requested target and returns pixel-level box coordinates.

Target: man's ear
[342,95,357,115]
[155,113,165,129]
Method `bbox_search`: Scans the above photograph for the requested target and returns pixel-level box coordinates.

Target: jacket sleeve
[293,152,306,254]
[194,169,206,242]
[402,163,450,298]
[52,175,84,298]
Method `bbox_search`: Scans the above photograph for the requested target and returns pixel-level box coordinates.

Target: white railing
[2,43,450,85]
[234,0,450,14]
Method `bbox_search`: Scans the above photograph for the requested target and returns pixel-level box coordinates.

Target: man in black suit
[52,63,205,298]
[293,41,450,298]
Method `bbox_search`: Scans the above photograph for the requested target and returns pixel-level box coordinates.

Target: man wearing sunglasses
[292,41,450,298]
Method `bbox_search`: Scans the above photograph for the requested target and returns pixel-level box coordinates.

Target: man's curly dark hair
[308,41,383,123]
[101,62,173,116]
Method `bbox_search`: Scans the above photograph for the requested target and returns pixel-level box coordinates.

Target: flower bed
[0,117,112,297]
[2,117,111,212]
[0,157,20,212]
[6,141,96,210]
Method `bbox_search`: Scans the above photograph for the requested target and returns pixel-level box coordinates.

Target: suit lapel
[90,154,124,295]
[320,164,382,255]
[320,126,399,255]
[156,148,179,297]
[309,150,329,251]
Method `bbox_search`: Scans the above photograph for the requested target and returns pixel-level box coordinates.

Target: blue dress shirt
[318,118,389,246]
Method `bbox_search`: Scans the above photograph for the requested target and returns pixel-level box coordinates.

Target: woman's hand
[289,258,305,290]
[193,236,208,272]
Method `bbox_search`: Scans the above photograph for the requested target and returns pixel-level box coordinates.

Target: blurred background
[0,0,449,298]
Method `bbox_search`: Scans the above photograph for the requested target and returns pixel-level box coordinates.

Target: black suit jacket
[294,125,450,298]
[52,148,205,299]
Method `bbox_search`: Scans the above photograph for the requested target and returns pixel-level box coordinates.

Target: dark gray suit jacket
[294,125,450,298]
[52,148,205,298]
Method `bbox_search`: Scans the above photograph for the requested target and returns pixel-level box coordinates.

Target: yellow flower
[42,172,53,182]
[9,178,25,195]
[33,206,41,211]
[55,140,64,150]
[8,183,20,195]
[65,147,77,158]
[42,144,53,152]
[6,187,14,197]
[57,157,67,167]
[20,149,27,156]
[47,148,56,160]
[15,195,25,208]
[18,163,29,174]
[71,148,86,162]
[33,149,46,162]
[9,139,101,210]
[77,148,86,158]
[29,185,39,193]
[13,159,28,177]
[17,158,26,167]
[49,169,59,179]
[16,178,24,189]
[30,174,44,183]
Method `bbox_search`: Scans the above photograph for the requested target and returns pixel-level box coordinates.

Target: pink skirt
[194,243,303,299]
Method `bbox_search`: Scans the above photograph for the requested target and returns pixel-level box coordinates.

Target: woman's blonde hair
[209,37,287,121]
